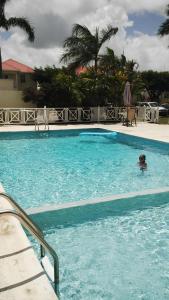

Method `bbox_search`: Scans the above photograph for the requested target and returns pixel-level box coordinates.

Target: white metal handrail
[0,209,59,296]
[0,192,45,257]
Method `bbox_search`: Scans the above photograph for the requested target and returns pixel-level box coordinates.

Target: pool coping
[0,185,58,300]
[0,122,169,143]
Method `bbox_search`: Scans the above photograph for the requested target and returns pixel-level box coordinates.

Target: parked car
[161,103,169,115]
[137,102,168,117]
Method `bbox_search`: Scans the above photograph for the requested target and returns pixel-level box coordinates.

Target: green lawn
[159,116,169,124]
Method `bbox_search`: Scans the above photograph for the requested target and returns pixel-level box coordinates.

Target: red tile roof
[2,59,34,73]
[76,66,87,75]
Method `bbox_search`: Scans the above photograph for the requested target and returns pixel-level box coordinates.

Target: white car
[137,102,168,117]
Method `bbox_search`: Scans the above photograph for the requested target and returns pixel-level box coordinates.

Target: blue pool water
[31,192,169,299]
[0,129,169,209]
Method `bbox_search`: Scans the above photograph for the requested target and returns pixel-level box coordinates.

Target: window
[20,73,26,83]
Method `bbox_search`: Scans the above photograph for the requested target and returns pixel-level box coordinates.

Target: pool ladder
[0,192,59,298]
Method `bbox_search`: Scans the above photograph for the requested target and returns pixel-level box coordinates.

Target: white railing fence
[0,106,159,125]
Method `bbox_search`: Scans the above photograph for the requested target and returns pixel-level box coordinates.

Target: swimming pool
[1,128,169,298]
[0,129,169,209]
[31,192,169,300]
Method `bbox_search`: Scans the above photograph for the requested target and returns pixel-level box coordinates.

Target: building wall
[0,79,14,90]
[2,71,35,90]
[0,73,36,108]
[0,90,35,108]
[19,73,36,90]
[3,71,18,88]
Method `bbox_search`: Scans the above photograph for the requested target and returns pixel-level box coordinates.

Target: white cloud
[1,0,169,71]
[123,34,169,71]
[110,0,169,14]
[1,32,63,68]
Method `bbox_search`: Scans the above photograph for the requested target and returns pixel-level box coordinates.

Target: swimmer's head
[139,154,146,162]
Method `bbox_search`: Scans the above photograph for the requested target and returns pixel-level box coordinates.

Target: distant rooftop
[2,59,34,73]
[76,66,87,75]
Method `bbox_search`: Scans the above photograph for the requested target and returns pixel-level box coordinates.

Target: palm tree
[158,4,169,38]
[0,0,35,78]
[99,47,120,75]
[99,48,138,79]
[61,24,118,76]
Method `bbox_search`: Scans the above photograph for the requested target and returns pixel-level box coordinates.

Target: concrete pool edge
[0,185,58,300]
[0,125,169,146]
[0,123,169,143]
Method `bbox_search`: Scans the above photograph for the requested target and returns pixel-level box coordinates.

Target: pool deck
[0,121,168,300]
[0,122,168,143]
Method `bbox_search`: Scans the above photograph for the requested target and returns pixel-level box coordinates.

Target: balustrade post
[77,108,81,122]
[5,109,9,124]
[143,107,146,121]
[21,109,25,124]
[156,108,159,123]
[97,106,100,123]
[64,108,68,123]
[115,107,118,120]
[90,108,95,122]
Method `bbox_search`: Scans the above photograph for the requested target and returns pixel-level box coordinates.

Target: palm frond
[0,0,10,10]
[7,17,35,41]
[99,47,115,63]
[94,27,99,53]
[158,4,169,36]
[61,49,80,63]
[63,36,81,48]
[100,25,118,47]
[121,54,126,67]
[61,23,118,75]
[0,0,9,29]
[67,52,92,71]
[158,19,169,36]
[0,17,8,29]
[72,24,92,38]
[61,44,92,65]
[68,60,83,71]
[107,47,115,56]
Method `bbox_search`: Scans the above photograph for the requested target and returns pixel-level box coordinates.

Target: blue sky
[127,11,166,36]
[0,32,11,40]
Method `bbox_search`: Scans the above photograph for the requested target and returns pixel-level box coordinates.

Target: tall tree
[99,48,138,81]
[61,24,118,76]
[99,47,121,75]
[0,0,35,78]
[158,4,169,40]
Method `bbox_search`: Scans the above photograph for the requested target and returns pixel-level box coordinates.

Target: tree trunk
[94,58,98,76]
[0,48,2,79]
[94,57,100,104]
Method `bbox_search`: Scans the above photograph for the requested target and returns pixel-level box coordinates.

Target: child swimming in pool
[138,154,147,171]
